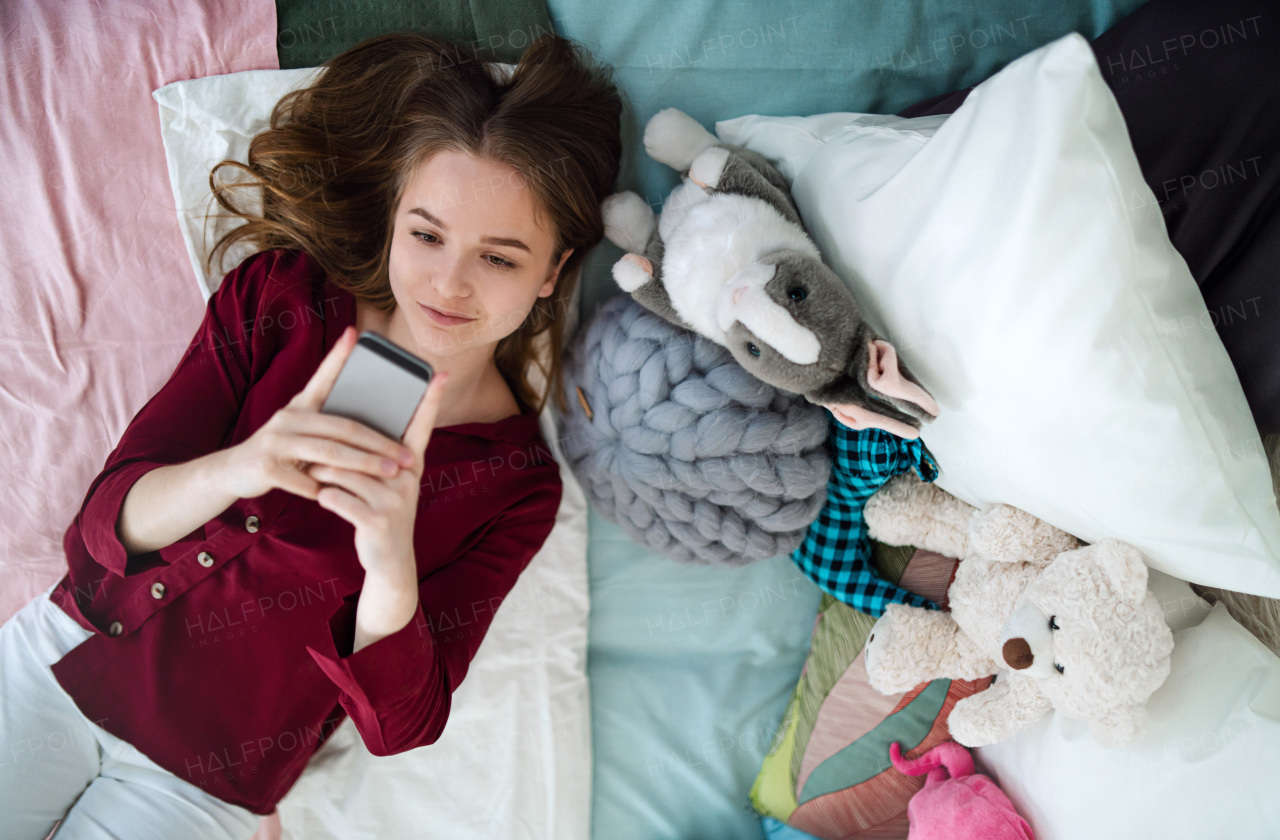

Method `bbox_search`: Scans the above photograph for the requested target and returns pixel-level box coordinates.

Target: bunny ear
[822,340,940,439]
[889,741,974,779]
[823,401,925,439]
[867,340,939,419]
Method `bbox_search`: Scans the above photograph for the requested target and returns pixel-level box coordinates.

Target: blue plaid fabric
[791,410,941,617]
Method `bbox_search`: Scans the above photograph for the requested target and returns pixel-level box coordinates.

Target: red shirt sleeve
[304,479,562,756]
[75,252,267,578]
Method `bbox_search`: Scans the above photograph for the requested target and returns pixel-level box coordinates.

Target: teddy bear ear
[1090,704,1147,748]
[1087,539,1151,605]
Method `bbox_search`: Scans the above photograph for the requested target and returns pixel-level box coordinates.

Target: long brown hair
[209,33,622,414]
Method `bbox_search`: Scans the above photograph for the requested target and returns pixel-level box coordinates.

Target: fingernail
[381,458,398,475]
[399,449,414,465]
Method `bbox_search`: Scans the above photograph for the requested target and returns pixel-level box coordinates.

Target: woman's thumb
[292,326,357,409]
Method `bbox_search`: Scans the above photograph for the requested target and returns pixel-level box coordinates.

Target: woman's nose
[431,254,472,299]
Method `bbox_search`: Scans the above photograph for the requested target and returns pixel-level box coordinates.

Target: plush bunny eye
[1048,615,1060,631]
[1054,663,1065,674]
[787,286,808,302]
[746,342,761,357]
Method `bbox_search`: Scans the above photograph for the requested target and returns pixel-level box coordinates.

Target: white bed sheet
[275,408,593,840]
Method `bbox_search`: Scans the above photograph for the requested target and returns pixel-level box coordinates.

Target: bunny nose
[1002,637,1034,670]
[733,286,746,305]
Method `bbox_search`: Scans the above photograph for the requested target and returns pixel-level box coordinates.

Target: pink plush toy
[889,741,1034,840]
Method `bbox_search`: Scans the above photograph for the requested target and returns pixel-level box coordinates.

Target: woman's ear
[539,248,574,297]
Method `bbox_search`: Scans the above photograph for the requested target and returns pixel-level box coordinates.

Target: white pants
[0,581,262,840]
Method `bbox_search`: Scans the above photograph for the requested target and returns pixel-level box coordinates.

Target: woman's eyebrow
[407,207,531,253]
[408,207,447,228]
[482,236,531,253]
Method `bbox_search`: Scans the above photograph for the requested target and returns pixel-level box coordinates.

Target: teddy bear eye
[746,342,760,357]
[787,286,808,302]
[1054,663,1065,675]
[1048,615,1060,631]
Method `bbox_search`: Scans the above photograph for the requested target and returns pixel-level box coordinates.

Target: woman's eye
[411,232,513,269]
[1048,615,1060,631]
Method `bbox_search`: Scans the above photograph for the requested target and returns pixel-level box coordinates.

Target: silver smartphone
[320,331,434,442]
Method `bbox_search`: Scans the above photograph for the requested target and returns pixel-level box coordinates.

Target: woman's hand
[222,327,412,497]
[222,327,448,579]
[294,327,449,583]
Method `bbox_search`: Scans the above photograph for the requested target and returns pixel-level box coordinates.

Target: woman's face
[386,150,570,361]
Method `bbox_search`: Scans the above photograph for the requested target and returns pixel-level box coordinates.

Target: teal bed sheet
[552,3,1152,838]
[586,508,824,839]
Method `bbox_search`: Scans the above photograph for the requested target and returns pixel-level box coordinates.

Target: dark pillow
[275,0,554,68]
[898,0,1280,434]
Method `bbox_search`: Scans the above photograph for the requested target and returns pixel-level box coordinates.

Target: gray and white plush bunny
[602,108,939,439]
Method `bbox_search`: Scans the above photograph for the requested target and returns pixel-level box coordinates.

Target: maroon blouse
[47,249,562,815]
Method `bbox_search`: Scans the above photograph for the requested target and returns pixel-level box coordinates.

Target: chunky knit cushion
[556,294,831,565]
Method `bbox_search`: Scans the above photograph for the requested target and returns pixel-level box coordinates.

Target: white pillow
[716,33,1280,598]
[153,62,516,300]
[975,599,1280,839]
[154,68,322,301]
[152,67,592,840]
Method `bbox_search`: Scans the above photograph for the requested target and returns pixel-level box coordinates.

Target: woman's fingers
[308,464,387,508]
[282,434,407,480]
[264,458,324,501]
[290,325,358,411]
[276,407,415,471]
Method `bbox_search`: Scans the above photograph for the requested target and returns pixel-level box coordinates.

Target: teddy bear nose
[1002,637,1034,670]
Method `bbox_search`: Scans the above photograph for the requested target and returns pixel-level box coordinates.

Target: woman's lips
[419,302,476,326]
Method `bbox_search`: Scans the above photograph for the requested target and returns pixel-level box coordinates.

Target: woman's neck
[354,298,520,427]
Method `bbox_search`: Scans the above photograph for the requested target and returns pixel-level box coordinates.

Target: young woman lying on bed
[0,33,621,839]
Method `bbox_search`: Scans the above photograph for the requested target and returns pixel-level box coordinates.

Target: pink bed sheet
[1,2,280,835]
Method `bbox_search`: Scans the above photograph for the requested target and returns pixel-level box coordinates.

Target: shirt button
[245,515,260,533]
[197,551,215,567]
[108,621,124,636]
[150,582,166,599]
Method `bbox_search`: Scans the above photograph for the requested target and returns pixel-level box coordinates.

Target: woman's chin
[410,322,489,360]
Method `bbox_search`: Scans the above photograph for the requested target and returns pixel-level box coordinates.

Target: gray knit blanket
[556,294,831,565]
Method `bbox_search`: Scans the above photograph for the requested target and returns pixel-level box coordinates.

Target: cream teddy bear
[861,472,1175,748]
